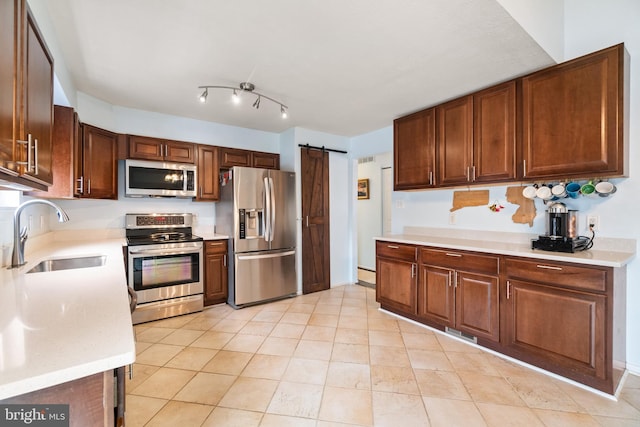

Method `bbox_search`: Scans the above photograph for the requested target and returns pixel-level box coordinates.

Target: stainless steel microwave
[125,159,197,197]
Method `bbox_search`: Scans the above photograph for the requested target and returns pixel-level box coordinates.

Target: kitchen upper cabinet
[80,124,119,199]
[473,81,516,183]
[437,96,473,186]
[204,240,228,306]
[521,43,628,180]
[195,144,219,201]
[503,257,624,394]
[418,248,500,342]
[393,108,436,189]
[219,147,280,170]
[376,241,418,315]
[252,151,280,170]
[0,0,53,190]
[27,107,119,200]
[128,134,195,164]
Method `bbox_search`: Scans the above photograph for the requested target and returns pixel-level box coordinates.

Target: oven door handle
[128,248,200,256]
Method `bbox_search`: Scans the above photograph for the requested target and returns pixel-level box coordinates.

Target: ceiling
[42,0,555,137]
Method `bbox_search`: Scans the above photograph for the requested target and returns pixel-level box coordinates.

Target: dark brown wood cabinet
[376,241,418,315]
[80,124,119,199]
[473,81,516,183]
[128,134,195,164]
[418,248,500,342]
[252,151,280,169]
[521,43,628,179]
[437,96,473,186]
[219,147,280,170]
[195,145,219,201]
[27,107,119,200]
[0,0,53,190]
[204,240,228,306]
[503,257,623,393]
[393,108,436,189]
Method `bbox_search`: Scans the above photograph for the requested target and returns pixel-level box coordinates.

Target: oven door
[127,242,203,304]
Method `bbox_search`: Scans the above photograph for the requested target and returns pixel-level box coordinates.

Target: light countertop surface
[0,233,136,400]
[376,230,635,268]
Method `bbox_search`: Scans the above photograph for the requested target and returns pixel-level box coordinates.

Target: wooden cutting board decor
[506,186,536,227]
[450,190,489,211]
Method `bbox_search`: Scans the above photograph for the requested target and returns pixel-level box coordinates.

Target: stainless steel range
[125,213,203,324]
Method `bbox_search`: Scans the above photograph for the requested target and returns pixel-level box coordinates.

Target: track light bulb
[253,96,261,109]
[281,105,288,119]
[231,89,240,104]
[199,88,208,103]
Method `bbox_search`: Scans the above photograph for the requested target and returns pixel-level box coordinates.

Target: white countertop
[0,232,136,400]
[376,228,635,268]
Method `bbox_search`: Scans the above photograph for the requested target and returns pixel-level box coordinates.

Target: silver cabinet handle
[87,178,91,194]
[445,252,462,257]
[471,165,476,182]
[523,160,527,178]
[387,245,399,249]
[223,254,227,267]
[33,138,39,174]
[429,170,433,186]
[306,215,309,228]
[507,280,512,299]
[16,134,33,172]
[536,264,562,271]
[466,166,470,182]
[411,263,416,278]
[448,270,452,286]
[76,176,84,194]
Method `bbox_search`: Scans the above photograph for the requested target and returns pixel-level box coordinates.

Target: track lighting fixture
[197,82,288,119]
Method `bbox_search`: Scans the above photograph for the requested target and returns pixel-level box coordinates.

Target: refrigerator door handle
[263,176,271,242]
[269,176,276,242]
[238,250,296,261]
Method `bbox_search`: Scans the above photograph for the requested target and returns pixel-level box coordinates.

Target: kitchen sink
[26,255,107,273]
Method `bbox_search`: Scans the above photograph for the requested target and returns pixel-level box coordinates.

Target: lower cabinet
[375,241,417,315]
[418,248,500,342]
[204,240,228,306]
[375,240,626,394]
[503,257,622,393]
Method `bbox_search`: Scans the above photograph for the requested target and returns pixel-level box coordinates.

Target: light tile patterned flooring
[127,284,640,426]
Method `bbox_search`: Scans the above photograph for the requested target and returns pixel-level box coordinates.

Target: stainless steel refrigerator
[217,166,297,308]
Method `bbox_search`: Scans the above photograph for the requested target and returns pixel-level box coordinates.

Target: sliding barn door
[301,147,330,294]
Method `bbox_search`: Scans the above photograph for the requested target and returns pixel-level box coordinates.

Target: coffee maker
[532,202,591,252]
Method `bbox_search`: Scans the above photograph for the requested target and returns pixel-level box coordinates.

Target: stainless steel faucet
[11,199,70,268]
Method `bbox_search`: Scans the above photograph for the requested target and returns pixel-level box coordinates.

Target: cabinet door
[437,95,473,186]
[456,271,499,342]
[220,147,252,168]
[204,241,228,306]
[393,108,436,190]
[0,0,19,176]
[196,145,219,201]
[417,265,454,327]
[521,44,626,179]
[128,135,163,161]
[82,125,118,199]
[504,279,606,380]
[21,7,53,186]
[164,140,195,163]
[473,81,516,183]
[376,257,416,315]
[252,151,280,169]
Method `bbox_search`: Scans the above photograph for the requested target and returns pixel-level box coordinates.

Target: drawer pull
[536,264,563,271]
[387,245,399,249]
[445,253,462,257]
[507,280,511,299]
[411,263,416,278]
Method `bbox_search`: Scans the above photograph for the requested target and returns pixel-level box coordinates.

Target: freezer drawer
[232,249,296,307]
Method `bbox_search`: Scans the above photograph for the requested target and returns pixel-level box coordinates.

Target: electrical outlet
[449,212,456,225]
[587,214,600,231]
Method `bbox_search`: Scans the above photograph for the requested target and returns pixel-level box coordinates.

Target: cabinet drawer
[205,240,228,254]
[421,248,499,275]
[376,241,417,262]
[505,258,607,292]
